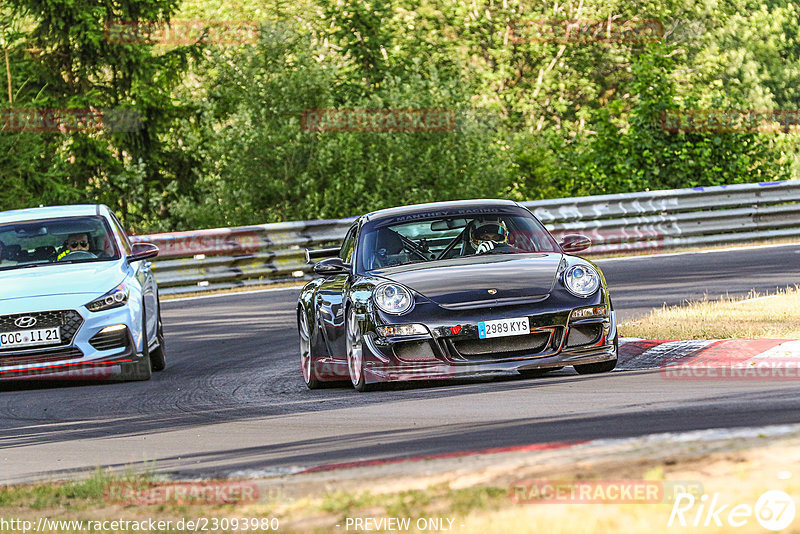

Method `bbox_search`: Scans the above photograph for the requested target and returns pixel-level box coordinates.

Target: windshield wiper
[3,262,49,270]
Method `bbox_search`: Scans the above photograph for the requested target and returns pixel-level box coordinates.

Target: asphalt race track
[1,243,800,483]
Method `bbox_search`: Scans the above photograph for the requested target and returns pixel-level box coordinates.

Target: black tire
[346,305,374,392]
[298,307,321,389]
[519,366,564,378]
[123,307,152,381]
[573,334,618,375]
[149,304,167,372]
[129,351,153,381]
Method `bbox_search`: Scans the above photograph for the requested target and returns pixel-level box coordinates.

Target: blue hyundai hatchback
[0,205,165,381]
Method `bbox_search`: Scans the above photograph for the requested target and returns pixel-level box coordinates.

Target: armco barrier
[132,219,355,295]
[134,180,800,295]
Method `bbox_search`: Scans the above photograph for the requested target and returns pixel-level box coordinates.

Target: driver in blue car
[471,220,510,254]
[57,232,91,260]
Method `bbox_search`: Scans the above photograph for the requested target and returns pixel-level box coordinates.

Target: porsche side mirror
[305,246,341,264]
[313,257,350,275]
[559,234,591,253]
[129,242,159,262]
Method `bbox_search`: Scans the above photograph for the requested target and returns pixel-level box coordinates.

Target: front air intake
[566,324,603,347]
[89,326,130,351]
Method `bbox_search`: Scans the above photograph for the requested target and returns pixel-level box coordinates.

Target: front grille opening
[566,324,603,347]
[89,327,130,351]
[0,347,83,366]
[394,340,437,362]
[452,332,552,360]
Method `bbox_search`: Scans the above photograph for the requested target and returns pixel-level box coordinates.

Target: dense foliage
[1,0,796,231]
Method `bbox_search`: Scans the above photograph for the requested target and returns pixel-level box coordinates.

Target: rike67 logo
[668,490,795,531]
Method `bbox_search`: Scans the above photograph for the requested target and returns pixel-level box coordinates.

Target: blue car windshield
[358,209,559,272]
[0,216,121,271]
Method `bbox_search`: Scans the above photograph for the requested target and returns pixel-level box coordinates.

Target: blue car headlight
[373,283,414,314]
[563,264,600,297]
[86,283,129,312]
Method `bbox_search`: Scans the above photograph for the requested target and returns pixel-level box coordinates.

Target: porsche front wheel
[574,334,619,375]
[346,306,373,392]
[298,307,321,389]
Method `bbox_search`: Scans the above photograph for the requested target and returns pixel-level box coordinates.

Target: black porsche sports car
[297,199,617,391]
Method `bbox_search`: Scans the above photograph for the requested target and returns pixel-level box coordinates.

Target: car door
[317,223,358,359]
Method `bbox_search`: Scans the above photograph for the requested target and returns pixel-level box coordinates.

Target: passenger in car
[31,246,57,261]
[0,240,17,266]
[372,228,409,268]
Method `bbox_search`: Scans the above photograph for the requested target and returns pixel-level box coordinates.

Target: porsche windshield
[358,209,559,271]
[0,216,120,271]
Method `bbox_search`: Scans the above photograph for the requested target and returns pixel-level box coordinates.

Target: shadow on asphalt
[18,381,800,482]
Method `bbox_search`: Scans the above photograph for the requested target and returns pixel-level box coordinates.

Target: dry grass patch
[621,286,800,340]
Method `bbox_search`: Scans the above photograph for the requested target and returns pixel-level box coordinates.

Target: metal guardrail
[134,180,800,295]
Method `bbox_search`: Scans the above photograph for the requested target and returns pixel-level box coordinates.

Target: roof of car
[0,205,108,225]
[363,199,521,222]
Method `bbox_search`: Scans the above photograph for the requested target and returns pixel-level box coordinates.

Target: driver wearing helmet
[470,219,510,255]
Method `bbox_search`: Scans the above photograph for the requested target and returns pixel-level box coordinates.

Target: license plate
[478,317,530,339]
[0,327,61,348]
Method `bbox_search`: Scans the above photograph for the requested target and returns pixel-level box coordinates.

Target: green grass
[0,470,153,510]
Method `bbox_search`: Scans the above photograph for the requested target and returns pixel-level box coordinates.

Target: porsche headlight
[373,283,414,314]
[563,264,600,297]
[86,283,129,312]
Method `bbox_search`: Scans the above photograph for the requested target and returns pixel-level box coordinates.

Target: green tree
[2,0,195,230]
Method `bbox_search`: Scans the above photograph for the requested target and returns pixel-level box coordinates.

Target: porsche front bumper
[360,308,618,383]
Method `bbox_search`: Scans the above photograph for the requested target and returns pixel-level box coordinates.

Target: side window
[339,225,358,263]
[109,213,133,255]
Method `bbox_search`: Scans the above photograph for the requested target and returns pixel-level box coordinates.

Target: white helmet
[470,219,508,249]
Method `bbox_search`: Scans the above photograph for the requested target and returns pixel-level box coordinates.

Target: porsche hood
[375,253,564,306]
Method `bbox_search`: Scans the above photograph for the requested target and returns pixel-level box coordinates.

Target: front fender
[297,279,323,330]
